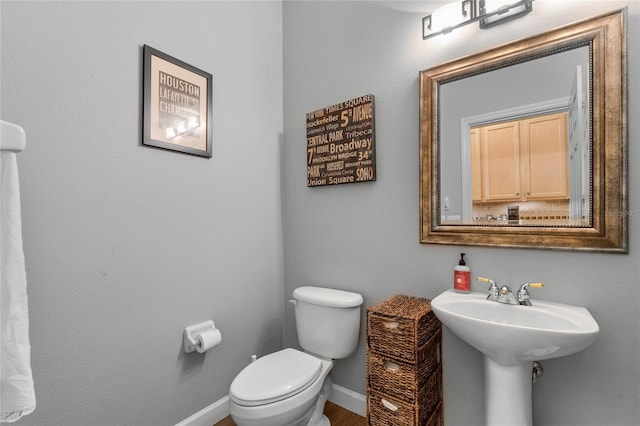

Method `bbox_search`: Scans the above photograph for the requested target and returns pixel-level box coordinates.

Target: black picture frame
[142,45,213,158]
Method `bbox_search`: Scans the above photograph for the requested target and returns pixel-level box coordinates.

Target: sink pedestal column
[484,358,532,426]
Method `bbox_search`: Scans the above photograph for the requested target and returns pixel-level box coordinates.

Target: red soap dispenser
[454,253,471,293]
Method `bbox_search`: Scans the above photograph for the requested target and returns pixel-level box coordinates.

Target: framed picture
[306,95,376,187]
[142,45,213,158]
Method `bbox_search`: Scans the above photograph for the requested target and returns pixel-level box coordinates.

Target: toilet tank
[292,286,363,359]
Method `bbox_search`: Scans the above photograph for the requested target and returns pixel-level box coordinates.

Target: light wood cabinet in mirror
[419,10,627,252]
[472,113,569,203]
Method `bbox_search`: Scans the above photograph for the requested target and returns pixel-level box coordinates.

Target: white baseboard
[175,384,366,426]
[328,383,366,417]
[175,395,229,426]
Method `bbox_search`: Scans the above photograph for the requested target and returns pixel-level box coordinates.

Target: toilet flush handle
[289,299,298,306]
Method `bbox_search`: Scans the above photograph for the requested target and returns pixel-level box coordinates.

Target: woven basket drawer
[425,402,444,426]
[367,367,442,426]
[367,295,440,363]
[367,330,442,403]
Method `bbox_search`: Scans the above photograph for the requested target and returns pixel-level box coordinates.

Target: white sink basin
[431,289,599,366]
[431,289,599,425]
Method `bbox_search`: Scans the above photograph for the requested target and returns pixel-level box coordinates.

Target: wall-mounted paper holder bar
[183,320,216,353]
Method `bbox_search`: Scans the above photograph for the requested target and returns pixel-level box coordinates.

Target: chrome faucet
[497,285,518,305]
[516,282,545,306]
[477,277,499,301]
[477,277,544,306]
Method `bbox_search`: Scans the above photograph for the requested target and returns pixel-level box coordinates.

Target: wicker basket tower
[366,295,443,426]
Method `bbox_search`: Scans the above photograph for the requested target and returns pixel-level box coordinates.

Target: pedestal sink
[431,289,599,426]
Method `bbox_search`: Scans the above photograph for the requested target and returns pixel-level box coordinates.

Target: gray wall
[1,1,283,425]
[283,1,639,426]
[2,1,638,426]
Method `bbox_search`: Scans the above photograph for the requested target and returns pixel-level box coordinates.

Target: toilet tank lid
[293,286,363,308]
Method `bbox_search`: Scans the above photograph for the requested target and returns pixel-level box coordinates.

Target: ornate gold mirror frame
[420,10,627,252]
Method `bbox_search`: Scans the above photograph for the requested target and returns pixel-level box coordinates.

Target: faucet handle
[477,277,499,301]
[477,276,497,287]
[517,282,544,306]
[518,282,544,293]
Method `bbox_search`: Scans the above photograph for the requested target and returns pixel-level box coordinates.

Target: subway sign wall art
[306,95,376,187]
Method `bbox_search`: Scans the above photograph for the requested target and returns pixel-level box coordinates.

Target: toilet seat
[229,348,323,407]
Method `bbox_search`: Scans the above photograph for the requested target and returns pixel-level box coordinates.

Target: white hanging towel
[0,151,36,422]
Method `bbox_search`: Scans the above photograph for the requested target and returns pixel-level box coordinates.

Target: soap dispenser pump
[454,253,471,293]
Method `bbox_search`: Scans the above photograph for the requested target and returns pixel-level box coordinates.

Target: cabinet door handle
[381,398,398,412]
[384,360,400,372]
[382,321,399,330]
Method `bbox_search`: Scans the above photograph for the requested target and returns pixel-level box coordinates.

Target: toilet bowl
[229,349,333,426]
[228,286,363,426]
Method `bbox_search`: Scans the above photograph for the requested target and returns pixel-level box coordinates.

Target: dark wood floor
[214,401,367,426]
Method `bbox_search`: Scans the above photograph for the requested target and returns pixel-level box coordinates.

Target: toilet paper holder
[183,320,218,353]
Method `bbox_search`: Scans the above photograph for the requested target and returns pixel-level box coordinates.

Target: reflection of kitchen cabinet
[523,114,569,199]
[481,121,522,201]
[472,112,568,202]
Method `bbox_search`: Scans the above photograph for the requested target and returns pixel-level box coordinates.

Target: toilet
[228,286,364,426]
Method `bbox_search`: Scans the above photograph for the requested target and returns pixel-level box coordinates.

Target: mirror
[420,10,627,252]
[441,46,590,227]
